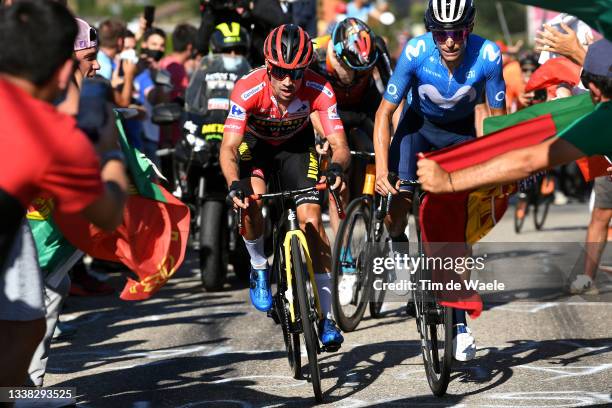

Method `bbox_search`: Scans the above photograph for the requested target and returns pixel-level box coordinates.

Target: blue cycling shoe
[319,318,344,348]
[249,266,272,312]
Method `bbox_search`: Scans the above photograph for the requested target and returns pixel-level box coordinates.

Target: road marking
[516,364,612,381]
[207,375,307,389]
[484,391,612,407]
[177,400,252,408]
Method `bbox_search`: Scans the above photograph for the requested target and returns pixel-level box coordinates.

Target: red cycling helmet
[264,24,313,69]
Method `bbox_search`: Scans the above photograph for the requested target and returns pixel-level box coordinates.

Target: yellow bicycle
[237,181,343,402]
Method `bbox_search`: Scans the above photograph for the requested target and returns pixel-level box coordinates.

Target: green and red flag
[420,93,595,317]
[30,115,190,300]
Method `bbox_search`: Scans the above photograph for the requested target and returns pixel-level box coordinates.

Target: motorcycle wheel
[200,201,227,291]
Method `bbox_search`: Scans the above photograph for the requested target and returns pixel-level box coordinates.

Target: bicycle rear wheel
[331,198,372,332]
[283,321,301,379]
[291,236,323,402]
[534,193,552,231]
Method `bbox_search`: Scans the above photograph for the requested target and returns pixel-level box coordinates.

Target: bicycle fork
[283,208,322,324]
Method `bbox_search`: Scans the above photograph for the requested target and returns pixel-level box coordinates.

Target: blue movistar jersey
[384,33,506,123]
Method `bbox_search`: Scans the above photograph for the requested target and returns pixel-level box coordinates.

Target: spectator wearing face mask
[134,27,169,166]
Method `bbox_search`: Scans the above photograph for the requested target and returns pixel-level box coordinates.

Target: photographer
[196,0,291,66]
[0,0,127,386]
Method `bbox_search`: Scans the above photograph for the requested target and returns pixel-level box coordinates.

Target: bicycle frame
[282,209,322,323]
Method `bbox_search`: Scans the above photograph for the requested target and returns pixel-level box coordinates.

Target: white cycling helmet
[424,0,476,30]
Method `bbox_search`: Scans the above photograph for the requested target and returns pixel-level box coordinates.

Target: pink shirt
[160,55,189,100]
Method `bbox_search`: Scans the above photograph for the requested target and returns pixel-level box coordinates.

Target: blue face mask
[222,55,241,71]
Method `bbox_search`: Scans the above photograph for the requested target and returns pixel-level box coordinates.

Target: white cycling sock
[243,236,267,270]
[315,272,333,320]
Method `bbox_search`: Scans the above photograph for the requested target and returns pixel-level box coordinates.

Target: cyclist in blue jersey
[373,0,507,362]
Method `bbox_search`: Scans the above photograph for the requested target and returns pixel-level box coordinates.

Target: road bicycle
[388,175,453,396]
[236,180,344,403]
[514,173,554,233]
[330,151,391,332]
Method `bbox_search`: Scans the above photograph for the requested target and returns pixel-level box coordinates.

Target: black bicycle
[388,175,453,396]
[237,180,344,402]
[514,173,554,233]
[330,151,392,332]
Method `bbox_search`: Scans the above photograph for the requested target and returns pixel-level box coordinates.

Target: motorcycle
[176,53,252,290]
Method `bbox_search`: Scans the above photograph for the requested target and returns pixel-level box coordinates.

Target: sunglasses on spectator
[89,27,98,44]
[268,65,305,81]
[431,29,469,44]
[521,66,537,74]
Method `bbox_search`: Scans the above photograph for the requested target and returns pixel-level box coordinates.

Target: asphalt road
[43,203,612,407]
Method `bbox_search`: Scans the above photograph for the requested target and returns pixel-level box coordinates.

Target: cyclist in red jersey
[220,24,350,348]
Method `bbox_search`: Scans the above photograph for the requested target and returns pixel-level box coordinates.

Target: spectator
[97,19,125,81]
[0,0,127,386]
[134,27,168,166]
[346,0,388,25]
[497,41,525,113]
[123,29,137,51]
[291,0,317,37]
[517,52,544,108]
[27,16,107,387]
[160,23,197,101]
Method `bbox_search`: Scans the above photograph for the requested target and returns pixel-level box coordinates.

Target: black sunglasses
[89,27,98,43]
[268,65,305,81]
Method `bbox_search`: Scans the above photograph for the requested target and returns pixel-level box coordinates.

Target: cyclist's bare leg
[297,203,334,320]
[242,177,267,269]
[585,208,612,280]
[297,203,331,274]
[385,191,412,239]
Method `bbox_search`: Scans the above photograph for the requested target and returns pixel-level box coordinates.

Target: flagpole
[496,1,513,45]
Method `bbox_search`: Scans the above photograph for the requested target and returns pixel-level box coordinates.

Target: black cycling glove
[325,163,344,186]
[227,180,244,204]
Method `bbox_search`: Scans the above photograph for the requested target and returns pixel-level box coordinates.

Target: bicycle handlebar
[236,183,345,236]
[350,150,375,158]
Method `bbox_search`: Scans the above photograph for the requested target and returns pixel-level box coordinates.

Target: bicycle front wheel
[331,197,372,332]
[412,222,452,396]
[514,197,527,234]
[291,236,323,402]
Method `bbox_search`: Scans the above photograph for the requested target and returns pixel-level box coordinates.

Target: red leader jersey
[224,67,344,146]
[0,79,103,214]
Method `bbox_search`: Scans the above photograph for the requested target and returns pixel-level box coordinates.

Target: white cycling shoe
[569,274,599,295]
[453,324,476,362]
[338,274,357,306]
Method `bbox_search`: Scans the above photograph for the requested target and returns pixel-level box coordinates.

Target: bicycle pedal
[267,308,281,324]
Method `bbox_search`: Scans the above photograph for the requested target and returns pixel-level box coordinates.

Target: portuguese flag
[30,114,191,301]
[420,93,595,317]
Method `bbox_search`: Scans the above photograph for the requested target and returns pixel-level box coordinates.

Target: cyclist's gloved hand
[375,171,398,196]
[325,162,344,191]
[227,180,248,209]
